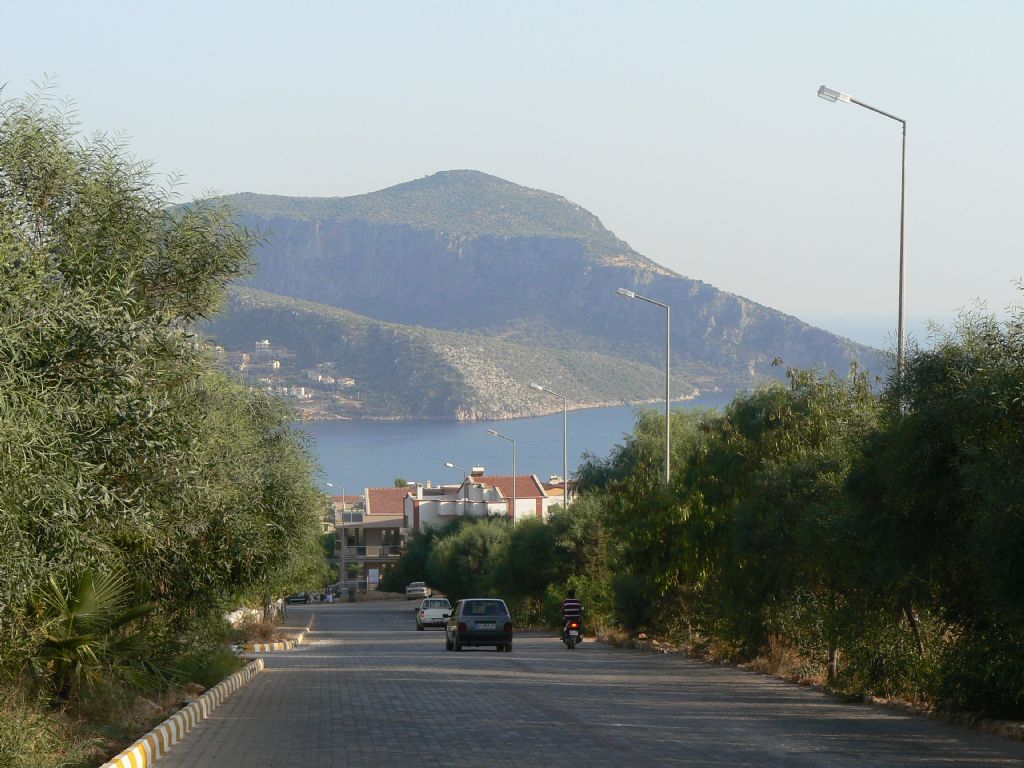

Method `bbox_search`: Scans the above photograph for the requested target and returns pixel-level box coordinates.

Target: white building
[404,467,556,532]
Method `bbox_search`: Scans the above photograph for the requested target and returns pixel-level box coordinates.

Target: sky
[4,1,1022,348]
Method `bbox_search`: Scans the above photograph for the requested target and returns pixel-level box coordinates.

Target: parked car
[286,592,311,604]
[405,581,432,600]
[445,598,513,652]
[416,598,452,630]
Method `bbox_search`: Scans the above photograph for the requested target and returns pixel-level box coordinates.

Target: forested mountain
[205,171,884,419]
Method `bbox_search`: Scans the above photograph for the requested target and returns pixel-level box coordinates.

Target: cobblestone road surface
[157,600,1024,767]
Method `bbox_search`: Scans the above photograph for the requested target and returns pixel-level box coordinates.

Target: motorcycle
[562,617,582,649]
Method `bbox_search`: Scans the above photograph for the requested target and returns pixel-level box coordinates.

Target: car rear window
[424,599,449,609]
[463,600,508,617]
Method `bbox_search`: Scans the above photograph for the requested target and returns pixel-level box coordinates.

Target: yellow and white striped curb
[244,629,305,653]
[100,658,264,768]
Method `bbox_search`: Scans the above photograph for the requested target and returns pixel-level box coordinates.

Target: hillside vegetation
[203,287,707,420]
[224,170,659,267]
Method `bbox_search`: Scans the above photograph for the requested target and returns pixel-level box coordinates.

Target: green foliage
[843,303,1024,716]
[322,531,337,558]
[379,521,462,592]
[30,570,153,701]
[611,573,655,633]
[426,518,510,602]
[491,518,563,598]
[0,84,327,750]
[571,307,1024,718]
[169,647,245,692]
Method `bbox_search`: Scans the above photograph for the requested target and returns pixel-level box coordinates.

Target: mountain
[204,288,702,420]
[203,171,884,419]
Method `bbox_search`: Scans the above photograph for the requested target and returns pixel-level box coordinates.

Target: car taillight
[504,622,513,633]
[419,611,425,617]
[458,622,467,633]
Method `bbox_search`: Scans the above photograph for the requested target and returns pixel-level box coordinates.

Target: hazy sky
[4,1,1022,347]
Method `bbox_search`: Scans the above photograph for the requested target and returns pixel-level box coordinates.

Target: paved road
[158,600,1024,767]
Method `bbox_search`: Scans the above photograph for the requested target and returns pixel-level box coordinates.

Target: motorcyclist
[560,588,583,634]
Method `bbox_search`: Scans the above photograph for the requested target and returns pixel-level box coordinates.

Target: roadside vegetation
[0,88,326,766]
[388,308,1024,721]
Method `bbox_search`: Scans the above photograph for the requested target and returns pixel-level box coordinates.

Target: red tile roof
[472,475,547,499]
[364,487,409,517]
[330,495,362,506]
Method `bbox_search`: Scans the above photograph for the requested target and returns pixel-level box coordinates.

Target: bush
[612,573,655,633]
[936,623,1024,718]
[835,609,938,702]
[170,648,244,692]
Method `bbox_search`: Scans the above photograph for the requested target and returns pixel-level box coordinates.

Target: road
[157,600,1024,767]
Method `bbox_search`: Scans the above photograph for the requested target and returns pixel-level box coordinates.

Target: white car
[416,597,452,630]
[405,581,431,600]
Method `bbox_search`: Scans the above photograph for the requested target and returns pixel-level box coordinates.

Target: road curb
[244,613,314,653]
[244,632,301,653]
[99,658,264,768]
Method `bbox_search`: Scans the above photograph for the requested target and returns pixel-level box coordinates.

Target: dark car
[445,598,513,652]
[286,592,311,604]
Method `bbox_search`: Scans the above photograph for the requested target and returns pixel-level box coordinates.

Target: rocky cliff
[203,171,884,419]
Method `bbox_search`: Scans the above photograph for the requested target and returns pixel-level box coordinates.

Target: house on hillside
[405,467,555,532]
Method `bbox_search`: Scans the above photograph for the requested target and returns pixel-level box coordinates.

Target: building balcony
[338,545,403,561]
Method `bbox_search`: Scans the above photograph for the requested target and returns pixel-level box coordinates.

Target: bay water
[301,391,735,492]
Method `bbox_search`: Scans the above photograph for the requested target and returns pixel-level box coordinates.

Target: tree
[0,86,324,686]
[845,304,1024,715]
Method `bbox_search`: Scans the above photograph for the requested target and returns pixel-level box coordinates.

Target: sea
[300,391,737,493]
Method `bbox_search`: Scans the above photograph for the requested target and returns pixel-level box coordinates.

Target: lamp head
[445,462,455,468]
[817,85,851,103]
[529,383,544,391]
[616,288,636,299]
[487,429,499,437]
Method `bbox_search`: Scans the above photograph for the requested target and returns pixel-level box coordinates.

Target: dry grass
[749,634,817,680]
[230,615,285,643]
[0,688,97,768]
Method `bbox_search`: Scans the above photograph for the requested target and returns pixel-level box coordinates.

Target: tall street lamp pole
[444,461,469,515]
[617,288,671,483]
[817,84,907,380]
[487,429,516,522]
[529,383,570,504]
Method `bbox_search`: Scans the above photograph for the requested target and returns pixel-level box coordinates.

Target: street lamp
[616,288,671,483]
[444,461,468,481]
[324,482,345,517]
[486,429,516,522]
[529,382,570,504]
[817,84,907,380]
[445,461,470,515]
